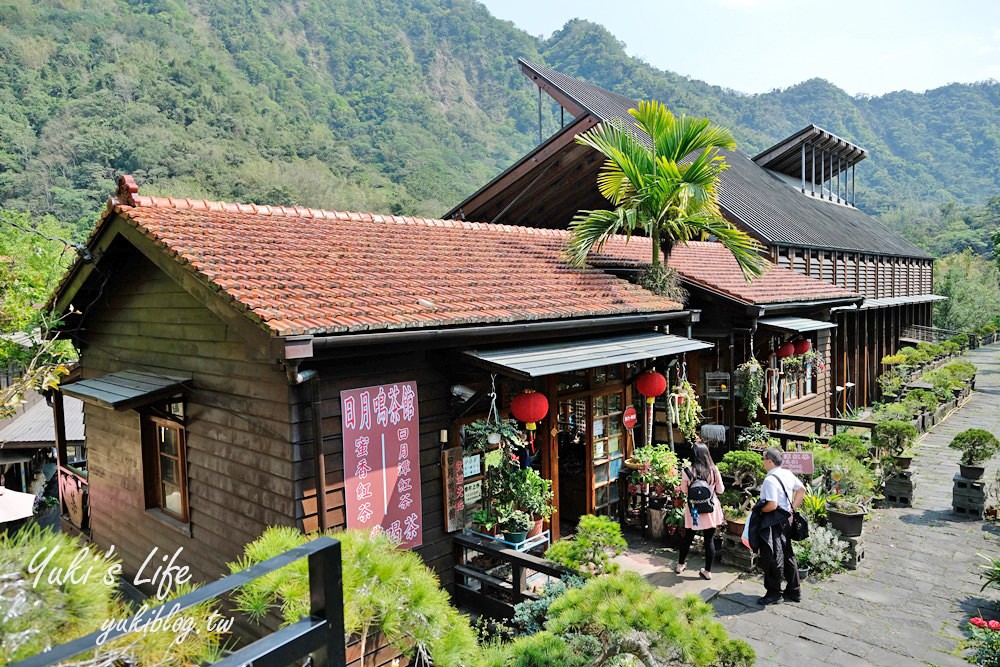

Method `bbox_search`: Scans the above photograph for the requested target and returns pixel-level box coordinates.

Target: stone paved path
[713,344,1000,666]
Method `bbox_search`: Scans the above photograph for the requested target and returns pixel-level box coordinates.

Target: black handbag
[777,477,809,541]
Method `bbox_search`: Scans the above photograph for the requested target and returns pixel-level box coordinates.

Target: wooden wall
[291,349,455,587]
[773,246,933,298]
[80,250,295,586]
[779,328,832,434]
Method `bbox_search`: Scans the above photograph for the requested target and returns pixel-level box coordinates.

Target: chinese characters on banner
[341,381,423,548]
[442,447,465,532]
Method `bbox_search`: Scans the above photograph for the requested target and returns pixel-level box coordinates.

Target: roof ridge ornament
[116,174,139,206]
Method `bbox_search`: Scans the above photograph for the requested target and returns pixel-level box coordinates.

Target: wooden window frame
[141,400,189,525]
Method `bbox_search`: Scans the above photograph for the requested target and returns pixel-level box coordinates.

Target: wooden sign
[782,451,815,475]
[341,381,423,548]
[442,446,465,532]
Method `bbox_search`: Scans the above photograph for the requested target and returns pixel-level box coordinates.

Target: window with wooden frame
[141,398,189,523]
[769,337,818,408]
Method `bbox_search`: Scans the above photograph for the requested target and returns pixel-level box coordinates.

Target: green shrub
[796,525,848,578]
[827,433,869,459]
[902,388,939,414]
[944,360,977,382]
[537,572,754,667]
[229,526,479,666]
[870,401,915,423]
[873,420,918,455]
[544,515,627,576]
[812,447,876,498]
[717,449,766,487]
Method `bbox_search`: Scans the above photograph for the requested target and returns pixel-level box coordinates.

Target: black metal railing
[11,536,346,667]
[900,324,976,348]
[763,413,877,448]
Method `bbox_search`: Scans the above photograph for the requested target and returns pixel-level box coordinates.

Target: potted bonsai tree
[873,419,918,470]
[717,449,766,489]
[825,498,867,537]
[950,428,1000,480]
[498,507,533,545]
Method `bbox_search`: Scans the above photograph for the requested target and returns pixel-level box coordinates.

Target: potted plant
[470,507,497,536]
[498,507,533,544]
[512,467,555,536]
[735,422,771,452]
[722,504,747,536]
[873,419,918,467]
[734,358,765,416]
[668,379,702,442]
[461,417,523,454]
[950,428,1000,480]
[825,498,867,537]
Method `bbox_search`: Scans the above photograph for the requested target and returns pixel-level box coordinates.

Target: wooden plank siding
[79,250,296,587]
[290,350,457,589]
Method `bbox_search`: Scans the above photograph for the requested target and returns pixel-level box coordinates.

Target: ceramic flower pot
[827,506,866,537]
[960,464,986,480]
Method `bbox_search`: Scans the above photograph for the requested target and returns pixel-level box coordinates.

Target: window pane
[595,462,609,484]
[592,395,607,416]
[608,393,622,413]
[609,419,622,436]
[159,427,178,456]
[606,365,622,382]
[596,485,608,507]
[593,367,607,384]
[162,482,183,516]
[160,456,177,484]
[608,434,621,455]
[593,436,608,460]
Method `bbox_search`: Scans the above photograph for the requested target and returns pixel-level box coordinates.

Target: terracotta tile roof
[86,180,682,336]
[666,241,860,306]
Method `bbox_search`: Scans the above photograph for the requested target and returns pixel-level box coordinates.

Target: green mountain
[1,0,997,247]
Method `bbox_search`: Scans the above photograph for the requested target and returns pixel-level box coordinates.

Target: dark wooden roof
[448,59,931,260]
[61,369,189,410]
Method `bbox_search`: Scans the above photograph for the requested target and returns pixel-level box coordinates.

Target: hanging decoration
[510,389,548,453]
[777,341,795,358]
[794,338,812,355]
[668,361,702,444]
[636,370,667,447]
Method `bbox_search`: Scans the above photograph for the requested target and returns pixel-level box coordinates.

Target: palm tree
[567,100,765,281]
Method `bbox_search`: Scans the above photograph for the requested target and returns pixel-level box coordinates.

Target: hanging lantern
[635,370,668,404]
[511,389,548,455]
[511,389,549,430]
[777,341,795,359]
[794,338,811,355]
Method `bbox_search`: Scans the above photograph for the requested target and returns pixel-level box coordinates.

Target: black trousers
[758,522,800,596]
[678,526,716,571]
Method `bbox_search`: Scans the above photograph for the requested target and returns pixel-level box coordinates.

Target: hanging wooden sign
[442,446,466,532]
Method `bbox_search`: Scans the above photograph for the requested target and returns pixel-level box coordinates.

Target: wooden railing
[763,413,877,449]
[453,532,573,619]
[11,537,347,667]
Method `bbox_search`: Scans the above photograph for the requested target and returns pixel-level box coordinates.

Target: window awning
[463,332,713,379]
[61,370,189,411]
[758,316,836,333]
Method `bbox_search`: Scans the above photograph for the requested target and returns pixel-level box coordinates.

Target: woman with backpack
[675,441,725,580]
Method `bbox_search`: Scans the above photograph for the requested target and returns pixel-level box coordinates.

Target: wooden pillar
[542,375,560,541]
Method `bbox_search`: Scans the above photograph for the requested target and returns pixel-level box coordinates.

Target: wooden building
[446,59,943,421]
[47,176,713,585]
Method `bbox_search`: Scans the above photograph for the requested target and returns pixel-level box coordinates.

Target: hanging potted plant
[735,358,765,416]
[461,417,522,455]
[668,378,702,442]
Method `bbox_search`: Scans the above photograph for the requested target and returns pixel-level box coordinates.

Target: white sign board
[462,454,481,478]
[464,480,482,505]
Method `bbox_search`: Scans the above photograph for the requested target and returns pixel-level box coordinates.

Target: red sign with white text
[782,451,815,475]
[622,406,638,429]
[341,381,423,548]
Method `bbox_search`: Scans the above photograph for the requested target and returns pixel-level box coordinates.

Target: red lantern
[635,370,668,405]
[777,341,795,359]
[511,389,549,431]
[794,339,811,355]
[511,389,549,454]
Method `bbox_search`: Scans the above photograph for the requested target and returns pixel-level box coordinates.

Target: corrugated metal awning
[832,294,949,312]
[758,316,836,333]
[0,396,84,448]
[463,332,713,379]
[61,370,189,411]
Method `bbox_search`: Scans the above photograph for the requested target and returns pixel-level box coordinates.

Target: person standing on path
[675,442,725,580]
[756,447,805,605]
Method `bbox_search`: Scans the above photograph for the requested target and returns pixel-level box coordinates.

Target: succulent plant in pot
[498,508,533,544]
[950,428,1000,480]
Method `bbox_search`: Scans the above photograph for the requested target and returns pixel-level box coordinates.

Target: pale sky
[478,0,1000,96]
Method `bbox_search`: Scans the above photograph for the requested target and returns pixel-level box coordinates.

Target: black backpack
[686,467,716,515]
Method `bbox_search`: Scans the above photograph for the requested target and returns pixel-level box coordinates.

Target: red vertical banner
[341,381,423,548]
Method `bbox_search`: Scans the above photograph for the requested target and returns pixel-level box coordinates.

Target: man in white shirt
[757,447,806,605]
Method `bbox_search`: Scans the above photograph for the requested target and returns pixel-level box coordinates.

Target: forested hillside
[1,0,997,251]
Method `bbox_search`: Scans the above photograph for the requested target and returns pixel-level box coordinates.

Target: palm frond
[566,208,639,267]
[683,215,767,279]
